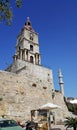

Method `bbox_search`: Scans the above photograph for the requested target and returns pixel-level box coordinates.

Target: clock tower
[13,17,41,65]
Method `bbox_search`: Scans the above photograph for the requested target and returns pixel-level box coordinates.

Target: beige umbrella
[39,103,61,110]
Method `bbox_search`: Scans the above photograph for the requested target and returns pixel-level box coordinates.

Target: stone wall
[6,59,54,89]
[0,68,75,122]
[0,70,53,121]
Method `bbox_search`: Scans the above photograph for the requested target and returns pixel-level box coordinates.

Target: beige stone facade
[0,18,75,123]
[0,69,53,121]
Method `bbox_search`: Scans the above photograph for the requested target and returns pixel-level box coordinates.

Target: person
[26,120,37,130]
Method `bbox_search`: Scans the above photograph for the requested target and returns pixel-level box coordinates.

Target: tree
[64,117,77,130]
[0,0,22,25]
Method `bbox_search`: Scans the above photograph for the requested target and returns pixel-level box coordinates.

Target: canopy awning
[39,103,61,110]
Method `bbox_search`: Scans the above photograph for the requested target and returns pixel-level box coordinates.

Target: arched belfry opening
[19,46,21,59]
[30,45,33,51]
[30,56,34,63]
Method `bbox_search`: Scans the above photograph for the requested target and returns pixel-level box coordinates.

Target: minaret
[58,69,64,96]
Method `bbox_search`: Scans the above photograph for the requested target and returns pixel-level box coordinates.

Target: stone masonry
[0,18,75,123]
[0,68,53,121]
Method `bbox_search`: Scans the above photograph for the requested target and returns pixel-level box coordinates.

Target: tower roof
[24,17,35,32]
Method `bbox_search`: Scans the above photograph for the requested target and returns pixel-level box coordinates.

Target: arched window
[22,50,24,60]
[30,56,33,63]
[19,46,21,58]
[30,45,33,51]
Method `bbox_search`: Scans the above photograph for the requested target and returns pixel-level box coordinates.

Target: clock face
[30,33,33,37]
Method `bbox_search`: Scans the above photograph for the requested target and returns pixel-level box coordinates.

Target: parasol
[39,103,61,110]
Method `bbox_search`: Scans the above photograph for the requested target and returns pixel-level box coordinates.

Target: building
[0,18,75,123]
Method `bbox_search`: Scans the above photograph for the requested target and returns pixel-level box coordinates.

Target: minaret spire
[58,69,64,96]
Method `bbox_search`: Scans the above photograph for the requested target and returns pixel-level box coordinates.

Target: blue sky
[0,0,77,98]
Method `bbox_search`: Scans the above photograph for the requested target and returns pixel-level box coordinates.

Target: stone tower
[3,18,55,120]
[6,18,54,89]
[13,17,41,65]
[58,69,64,96]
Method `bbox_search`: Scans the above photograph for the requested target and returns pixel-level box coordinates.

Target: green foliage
[67,104,77,114]
[64,117,77,130]
[16,0,22,8]
[0,0,22,25]
[67,103,74,112]
[64,97,77,114]
[73,104,77,114]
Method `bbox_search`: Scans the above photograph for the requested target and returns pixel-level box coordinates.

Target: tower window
[30,45,33,51]
[22,50,24,60]
[30,56,33,63]
[30,33,34,40]
[19,46,20,50]
[19,46,21,58]
[28,22,31,25]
